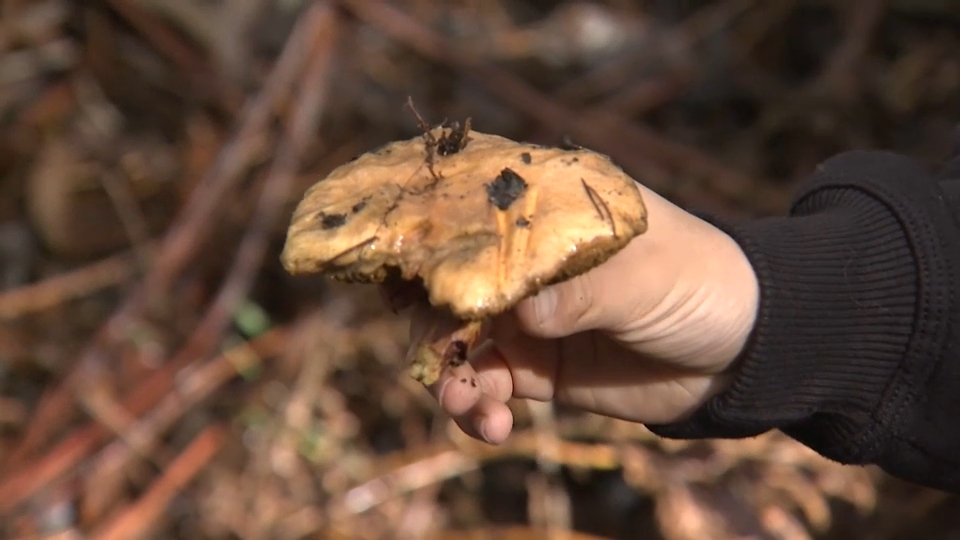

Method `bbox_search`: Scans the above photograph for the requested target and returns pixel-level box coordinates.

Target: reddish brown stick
[0,0,334,479]
[89,424,228,540]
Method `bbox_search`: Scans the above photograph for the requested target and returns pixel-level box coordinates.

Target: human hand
[407,185,760,444]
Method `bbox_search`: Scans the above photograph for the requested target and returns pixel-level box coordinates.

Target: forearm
[648,151,960,493]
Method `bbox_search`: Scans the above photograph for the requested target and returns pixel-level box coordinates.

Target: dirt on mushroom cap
[280,128,648,320]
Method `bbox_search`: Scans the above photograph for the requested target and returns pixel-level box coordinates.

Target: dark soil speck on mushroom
[437,119,471,156]
[351,199,368,213]
[319,212,347,229]
[486,167,528,210]
[451,340,468,361]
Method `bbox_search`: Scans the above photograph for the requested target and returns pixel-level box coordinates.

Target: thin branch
[0,250,138,320]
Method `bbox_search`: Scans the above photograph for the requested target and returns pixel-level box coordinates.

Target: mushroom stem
[407,309,485,385]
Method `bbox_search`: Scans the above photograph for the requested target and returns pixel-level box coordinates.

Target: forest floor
[1,1,959,538]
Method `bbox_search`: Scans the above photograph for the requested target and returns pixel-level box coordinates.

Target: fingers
[420,313,573,444]
[432,359,486,416]
[427,346,516,444]
[417,312,570,444]
[451,393,515,445]
[410,305,560,444]
[407,304,519,444]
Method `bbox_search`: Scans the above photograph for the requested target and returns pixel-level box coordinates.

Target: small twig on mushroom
[405,95,442,181]
[340,0,783,216]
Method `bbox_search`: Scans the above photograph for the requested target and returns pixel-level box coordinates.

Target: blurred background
[1,0,959,538]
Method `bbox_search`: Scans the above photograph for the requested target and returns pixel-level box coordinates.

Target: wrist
[606,209,761,421]
[617,206,761,376]
[694,221,761,374]
[649,162,925,444]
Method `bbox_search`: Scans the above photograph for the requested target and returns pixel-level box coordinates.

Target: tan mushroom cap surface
[280,128,647,320]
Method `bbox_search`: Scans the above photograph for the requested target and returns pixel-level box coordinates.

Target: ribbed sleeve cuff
[647,151,949,464]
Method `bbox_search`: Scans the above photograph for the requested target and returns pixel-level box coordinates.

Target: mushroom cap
[280,128,647,319]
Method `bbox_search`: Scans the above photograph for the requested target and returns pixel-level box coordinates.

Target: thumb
[510,185,727,341]
[512,240,653,339]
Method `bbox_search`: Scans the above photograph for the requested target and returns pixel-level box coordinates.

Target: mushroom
[280,122,648,385]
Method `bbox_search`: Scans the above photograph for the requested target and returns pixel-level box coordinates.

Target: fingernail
[478,419,495,444]
[532,287,558,327]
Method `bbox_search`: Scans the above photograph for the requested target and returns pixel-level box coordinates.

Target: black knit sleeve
[646,151,960,493]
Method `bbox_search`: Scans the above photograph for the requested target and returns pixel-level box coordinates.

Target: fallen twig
[0,249,138,320]
[142,0,330,302]
[102,0,243,113]
[440,526,614,540]
[0,329,285,512]
[0,0,333,491]
[89,423,228,540]
[330,428,624,519]
[170,0,339,365]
